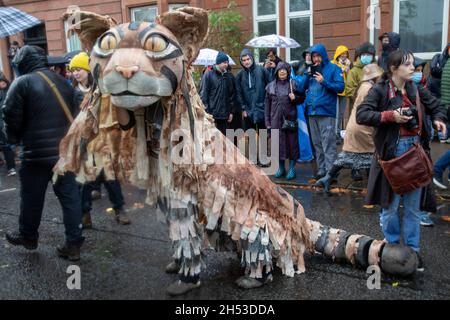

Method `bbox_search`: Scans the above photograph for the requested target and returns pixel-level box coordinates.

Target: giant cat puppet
[55,7,419,296]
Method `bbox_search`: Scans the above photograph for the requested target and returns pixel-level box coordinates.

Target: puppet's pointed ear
[157,7,209,64]
[62,10,117,51]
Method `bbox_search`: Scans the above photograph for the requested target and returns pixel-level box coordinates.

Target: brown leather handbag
[378,91,433,195]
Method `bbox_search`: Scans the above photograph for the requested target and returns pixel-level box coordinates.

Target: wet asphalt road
[0,165,450,300]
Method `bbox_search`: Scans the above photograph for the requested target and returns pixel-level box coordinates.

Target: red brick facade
[1,0,450,80]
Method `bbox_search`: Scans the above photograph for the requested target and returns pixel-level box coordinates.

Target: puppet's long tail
[307,218,418,276]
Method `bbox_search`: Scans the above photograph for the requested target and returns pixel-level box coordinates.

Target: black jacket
[235,49,269,124]
[2,45,78,166]
[356,79,447,209]
[200,66,236,120]
[426,43,450,98]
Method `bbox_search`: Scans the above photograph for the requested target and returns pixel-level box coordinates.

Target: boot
[114,208,131,225]
[5,231,38,250]
[351,169,363,181]
[314,173,333,193]
[57,242,81,261]
[274,160,286,178]
[286,160,296,180]
[166,279,201,296]
[82,212,92,229]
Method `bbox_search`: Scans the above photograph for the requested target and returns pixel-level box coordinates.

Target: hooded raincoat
[331,45,351,96]
[235,48,269,124]
[296,43,345,118]
[265,62,302,160]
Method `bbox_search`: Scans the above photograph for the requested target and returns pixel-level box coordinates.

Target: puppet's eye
[100,33,118,51]
[143,35,168,52]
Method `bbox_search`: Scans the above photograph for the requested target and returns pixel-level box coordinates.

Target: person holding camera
[296,43,345,180]
[356,50,447,270]
[265,62,303,180]
[264,48,282,82]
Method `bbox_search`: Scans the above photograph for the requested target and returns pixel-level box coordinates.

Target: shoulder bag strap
[36,71,74,123]
[415,89,423,136]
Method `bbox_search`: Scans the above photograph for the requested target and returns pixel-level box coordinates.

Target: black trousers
[81,169,125,213]
[214,119,229,136]
[19,162,83,245]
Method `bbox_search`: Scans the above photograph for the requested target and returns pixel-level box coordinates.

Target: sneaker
[420,212,434,227]
[433,174,448,190]
[7,168,16,177]
[166,279,201,296]
[416,253,424,272]
[5,232,38,250]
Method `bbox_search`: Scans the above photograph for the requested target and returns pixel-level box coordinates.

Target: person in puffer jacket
[2,45,84,261]
[295,43,345,179]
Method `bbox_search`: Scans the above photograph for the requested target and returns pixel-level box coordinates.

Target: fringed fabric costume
[55,7,419,295]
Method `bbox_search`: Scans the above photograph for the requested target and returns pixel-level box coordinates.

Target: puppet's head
[64,7,208,110]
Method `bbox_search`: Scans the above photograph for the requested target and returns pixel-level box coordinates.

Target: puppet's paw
[166,280,201,296]
[235,275,273,289]
[165,261,181,274]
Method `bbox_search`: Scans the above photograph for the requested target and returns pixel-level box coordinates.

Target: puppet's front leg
[163,197,203,296]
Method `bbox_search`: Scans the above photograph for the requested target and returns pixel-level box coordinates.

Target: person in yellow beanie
[69,52,93,106]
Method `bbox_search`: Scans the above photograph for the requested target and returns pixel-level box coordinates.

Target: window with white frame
[286,0,313,62]
[169,4,187,11]
[64,20,81,52]
[253,0,279,62]
[131,5,158,23]
[393,0,449,59]
[369,0,380,54]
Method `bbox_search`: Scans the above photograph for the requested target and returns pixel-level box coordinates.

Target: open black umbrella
[0,7,41,38]
[47,55,69,66]
[63,50,82,61]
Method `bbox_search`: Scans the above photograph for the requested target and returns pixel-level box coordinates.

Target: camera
[401,105,419,131]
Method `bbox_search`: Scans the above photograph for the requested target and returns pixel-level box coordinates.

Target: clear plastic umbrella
[246,34,300,48]
[193,48,236,66]
[0,7,41,38]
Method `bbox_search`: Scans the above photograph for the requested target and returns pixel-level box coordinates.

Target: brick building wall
[2,0,450,80]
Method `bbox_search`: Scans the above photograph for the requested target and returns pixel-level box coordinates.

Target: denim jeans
[19,162,83,245]
[381,136,422,252]
[81,169,125,213]
[335,96,347,136]
[434,150,450,179]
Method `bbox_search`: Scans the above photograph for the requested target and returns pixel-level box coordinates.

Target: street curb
[273,179,450,201]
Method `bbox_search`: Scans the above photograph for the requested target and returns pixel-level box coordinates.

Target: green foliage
[206,2,246,63]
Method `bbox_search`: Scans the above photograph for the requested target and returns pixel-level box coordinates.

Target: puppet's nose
[116,65,139,79]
